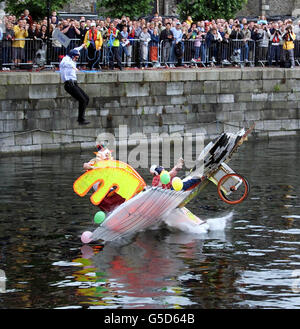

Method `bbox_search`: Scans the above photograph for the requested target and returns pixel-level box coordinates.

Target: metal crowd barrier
[2,37,300,68]
[1,38,46,67]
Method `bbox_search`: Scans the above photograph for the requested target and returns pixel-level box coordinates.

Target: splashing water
[162,209,233,234]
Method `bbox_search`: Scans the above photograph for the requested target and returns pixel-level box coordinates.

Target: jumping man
[59,44,90,125]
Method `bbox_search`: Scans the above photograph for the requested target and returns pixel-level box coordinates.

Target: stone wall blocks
[245,110,261,121]
[52,130,73,143]
[7,86,28,100]
[143,70,170,82]
[21,144,41,154]
[262,79,291,93]
[262,68,285,80]
[170,70,197,81]
[7,73,30,85]
[217,94,235,103]
[219,69,242,80]
[86,72,117,83]
[285,69,300,79]
[197,70,220,81]
[0,74,8,85]
[1,134,15,147]
[34,99,57,110]
[166,82,184,95]
[118,71,144,82]
[29,85,57,99]
[125,82,150,97]
[263,120,282,131]
[204,80,220,94]
[150,82,167,96]
[31,73,60,84]
[0,145,22,154]
[281,119,299,130]
[32,131,54,144]
[3,120,25,132]
[241,69,262,80]
[252,93,269,102]
[1,69,300,155]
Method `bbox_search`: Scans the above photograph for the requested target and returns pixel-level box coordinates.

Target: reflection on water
[0,138,300,308]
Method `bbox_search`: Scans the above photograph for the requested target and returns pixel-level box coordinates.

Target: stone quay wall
[0,68,300,155]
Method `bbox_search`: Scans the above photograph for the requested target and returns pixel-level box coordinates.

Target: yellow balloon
[172,177,183,191]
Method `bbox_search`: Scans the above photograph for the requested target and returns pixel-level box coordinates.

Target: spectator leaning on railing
[2,22,14,64]
[12,19,28,67]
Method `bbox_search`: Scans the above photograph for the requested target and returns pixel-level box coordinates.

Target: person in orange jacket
[83,22,103,69]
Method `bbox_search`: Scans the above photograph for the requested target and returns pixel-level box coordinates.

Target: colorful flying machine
[73,126,254,243]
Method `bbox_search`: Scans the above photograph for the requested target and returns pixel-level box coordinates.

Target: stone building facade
[62,0,300,18]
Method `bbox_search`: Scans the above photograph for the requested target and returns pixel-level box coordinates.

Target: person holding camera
[160,22,174,67]
[62,19,80,52]
[257,23,271,64]
[268,23,282,66]
[62,19,80,39]
[281,25,296,68]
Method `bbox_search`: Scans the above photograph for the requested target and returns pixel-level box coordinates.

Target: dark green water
[1,137,300,309]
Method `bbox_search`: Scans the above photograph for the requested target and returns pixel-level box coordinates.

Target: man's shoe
[78,120,90,125]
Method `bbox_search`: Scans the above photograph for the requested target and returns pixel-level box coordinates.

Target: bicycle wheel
[217,173,249,205]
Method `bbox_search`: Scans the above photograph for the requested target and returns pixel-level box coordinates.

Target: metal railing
[1,37,300,69]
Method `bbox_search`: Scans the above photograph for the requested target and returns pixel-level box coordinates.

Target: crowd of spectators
[1,9,300,70]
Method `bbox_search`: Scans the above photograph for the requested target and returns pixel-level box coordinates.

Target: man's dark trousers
[64,80,89,123]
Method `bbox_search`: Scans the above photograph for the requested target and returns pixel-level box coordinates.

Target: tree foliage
[5,0,72,21]
[177,0,248,22]
[96,0,153,19]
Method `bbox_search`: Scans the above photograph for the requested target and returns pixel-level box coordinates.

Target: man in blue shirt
[59,45,90,125]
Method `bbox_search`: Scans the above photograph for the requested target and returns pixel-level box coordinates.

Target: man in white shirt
[59,45,90,125]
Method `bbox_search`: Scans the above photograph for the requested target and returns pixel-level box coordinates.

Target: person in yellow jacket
[12,19,29,67]
[185,16,193,27]
[107,22,122,70]
[84,22,103,70]
[282,25,296,68]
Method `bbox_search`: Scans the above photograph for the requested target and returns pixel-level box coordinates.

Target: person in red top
[150,158,184,189]
[126,23,135,67]
[150,158,202,191]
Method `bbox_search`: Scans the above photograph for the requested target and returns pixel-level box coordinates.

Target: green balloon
[94,211,106,224]
[160,172,171,184]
